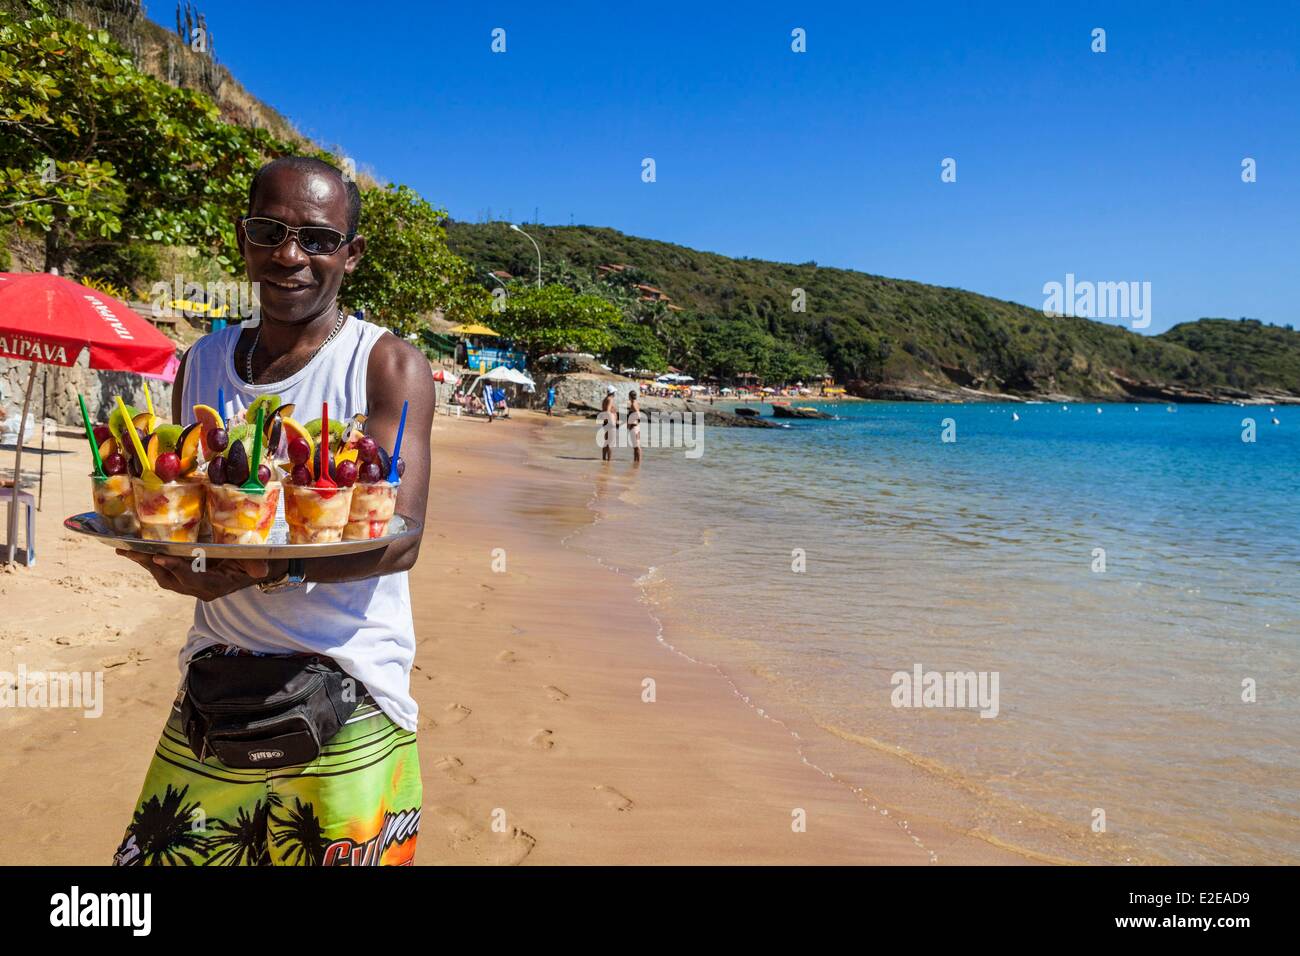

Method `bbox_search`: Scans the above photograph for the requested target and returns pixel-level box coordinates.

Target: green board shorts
[113,693,422,866]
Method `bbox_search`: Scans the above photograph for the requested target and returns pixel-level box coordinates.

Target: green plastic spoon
[240,405,266,493]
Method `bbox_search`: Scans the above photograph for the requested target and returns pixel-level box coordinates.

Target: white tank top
[178,316,418,731]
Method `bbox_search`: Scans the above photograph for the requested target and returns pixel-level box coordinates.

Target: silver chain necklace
[245,304,346,384]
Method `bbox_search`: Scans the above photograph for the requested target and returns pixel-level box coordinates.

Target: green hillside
[1160,319,1300,394]
[447,222,1299,400]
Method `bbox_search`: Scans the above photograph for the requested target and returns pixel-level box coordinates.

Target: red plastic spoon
[316,400,338,496]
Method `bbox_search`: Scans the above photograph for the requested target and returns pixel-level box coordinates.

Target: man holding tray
[112,157,434,866]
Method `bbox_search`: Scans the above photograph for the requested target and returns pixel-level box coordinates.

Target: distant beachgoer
[546,385,556,416]
[601,384,617,461]
[627,389,642,465]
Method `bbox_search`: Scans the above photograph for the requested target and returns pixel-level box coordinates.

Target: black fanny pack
[180,652,361,769]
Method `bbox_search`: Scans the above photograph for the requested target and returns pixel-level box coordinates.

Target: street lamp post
[510,223,542,288]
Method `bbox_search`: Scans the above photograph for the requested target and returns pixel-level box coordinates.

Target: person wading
[627,389,643,466]
[600,384,617,462]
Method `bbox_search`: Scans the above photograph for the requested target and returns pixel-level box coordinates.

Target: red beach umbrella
[0,272,178,564]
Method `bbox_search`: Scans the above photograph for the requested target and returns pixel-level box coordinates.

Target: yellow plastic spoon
[115,395,160,487]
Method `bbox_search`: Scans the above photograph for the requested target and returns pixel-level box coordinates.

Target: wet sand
[0,412,1030,864]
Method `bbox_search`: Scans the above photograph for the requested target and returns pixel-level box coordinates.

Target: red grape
[102,452,126,476]
[155,452,181,482]
[258,464,271,484]
[359,461,382,483]
[93,424,111,445]
[357,436,378,462]
[287,436,310,465]
[290,464,312,486]
[209,428,229,452]
[335,459,358,486]
[395,456,405,478]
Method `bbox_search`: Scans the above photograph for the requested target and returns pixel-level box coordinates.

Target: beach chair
[0,487,35,566]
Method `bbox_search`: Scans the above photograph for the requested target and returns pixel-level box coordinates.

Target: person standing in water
[600,384,617,461]
[627,389,643,466]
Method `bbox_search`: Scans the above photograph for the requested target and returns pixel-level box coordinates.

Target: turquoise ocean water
[554,401,1299,863]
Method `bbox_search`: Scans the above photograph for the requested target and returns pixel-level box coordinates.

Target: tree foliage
[0,3,489,338]
[347,183,490,336]
[0,1,291,273]
[492,283,620,358]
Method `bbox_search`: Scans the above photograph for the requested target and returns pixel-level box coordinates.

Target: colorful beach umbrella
[446,322,500,337]
[0,272,178,564]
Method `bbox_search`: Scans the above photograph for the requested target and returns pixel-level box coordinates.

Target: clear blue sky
[154,1,1298,334]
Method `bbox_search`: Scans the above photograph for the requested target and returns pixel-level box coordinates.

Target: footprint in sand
[543,685,569,702]
[433,755,477,785]
[594,785,635,812]
[426,805,535,865]
[418,713,439,732]
[443,703,472,724]
[528,729,554,750]
[496,650,520,664]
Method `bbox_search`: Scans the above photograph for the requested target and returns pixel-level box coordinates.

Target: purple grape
[208,428,228,452]
[128,454,142,478]
[258,463,271,485]
[357,436,378,462]
[102,452,126,476]
[290,464,312,486]
[359,461,382,483]
[374,446,391,477]
[207,455,227,486]
[226,442,249,486]
[395,456,405,479]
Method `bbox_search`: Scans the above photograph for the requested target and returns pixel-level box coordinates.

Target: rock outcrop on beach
[770,405,835,419]
[1109,374,1296,406]
[683,402,783,427]
[844,379,1021,403]
[560,387,783,428]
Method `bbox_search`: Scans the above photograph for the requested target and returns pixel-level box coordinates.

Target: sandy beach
[0,410,1031,865]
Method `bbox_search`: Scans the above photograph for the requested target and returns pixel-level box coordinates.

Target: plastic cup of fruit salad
[343,479,398,540]
[205,479,282,545]
[283,481,355,544]
[130,475,206,542]
[91,473,140,536]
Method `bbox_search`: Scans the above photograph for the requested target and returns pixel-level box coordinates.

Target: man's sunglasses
[240,216,354,256]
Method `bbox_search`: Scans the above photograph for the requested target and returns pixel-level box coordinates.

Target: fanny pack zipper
[191,673,326,714]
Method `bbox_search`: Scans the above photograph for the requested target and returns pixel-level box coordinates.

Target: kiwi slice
[246,394,282,423]
[303,417,345,447]
[107,404,141,441]
[153,423,184,453]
